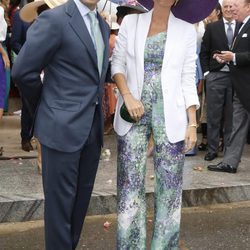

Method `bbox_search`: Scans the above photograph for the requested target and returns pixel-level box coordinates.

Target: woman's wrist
[121,92,131,96]
[188,123,198,128]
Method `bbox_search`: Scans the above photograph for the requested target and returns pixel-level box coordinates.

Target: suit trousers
[20,95,33,141]
[41,106,102,250]
[206,71,233,154]
[223,95,250,169]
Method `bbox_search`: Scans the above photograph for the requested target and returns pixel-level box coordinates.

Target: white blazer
[0,6,7,42]
[111,10,200,143]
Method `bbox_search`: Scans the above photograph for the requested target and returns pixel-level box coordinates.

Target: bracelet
[121,92,131,97]
[188,123,198,128]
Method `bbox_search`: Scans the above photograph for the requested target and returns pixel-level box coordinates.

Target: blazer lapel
[135,11,153,97]
[65,0,98,67]
[162,12,183,70]
[232,19,250,50]
[234,21,241,39]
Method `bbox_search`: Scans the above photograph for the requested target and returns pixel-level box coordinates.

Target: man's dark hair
[215,3,223,20]
[37,4,49,15]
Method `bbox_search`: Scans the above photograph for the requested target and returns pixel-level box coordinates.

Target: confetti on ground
[106,179,113,184]
[101,149,111,161]
[103,221,111,229]
[193,166,203,171]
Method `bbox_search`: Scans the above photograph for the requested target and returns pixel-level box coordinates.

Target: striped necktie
[226,22,234,47]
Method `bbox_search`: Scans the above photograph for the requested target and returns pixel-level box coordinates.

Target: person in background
[208,0,250,173]
[16,0,50,173]
[204,2,223,25]
[0,3,10,156]
[200,0,240,161]
[198,3,223,152]
[0,3,9,116]
[11,2,34,152]
[116,3,147,25]
[112,0,216,248]
[12,0,110,249]
[0,0,11,113]
[102,19,119,135]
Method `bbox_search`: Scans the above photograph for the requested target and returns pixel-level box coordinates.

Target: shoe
[21,140,34,152]
[185,146,197,156]
[208,162,237,173]
[204,152,217,161]
[198,142,207,151]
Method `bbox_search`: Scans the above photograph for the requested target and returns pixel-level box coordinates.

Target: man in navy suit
[12,0,110,248]
[11,9,34,152]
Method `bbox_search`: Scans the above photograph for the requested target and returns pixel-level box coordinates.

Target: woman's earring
[174,0,180,6]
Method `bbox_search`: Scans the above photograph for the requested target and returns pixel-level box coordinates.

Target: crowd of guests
[1,0,248,159]
[186,0,250,163]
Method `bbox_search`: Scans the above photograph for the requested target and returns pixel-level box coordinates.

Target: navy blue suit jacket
[12,0,110,152]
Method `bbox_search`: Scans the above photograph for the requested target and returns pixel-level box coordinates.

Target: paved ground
[0,201,249,250]
[0,115,250,222]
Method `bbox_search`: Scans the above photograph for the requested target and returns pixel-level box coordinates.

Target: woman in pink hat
[112,0,217,248]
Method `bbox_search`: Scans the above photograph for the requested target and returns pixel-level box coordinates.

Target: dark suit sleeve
[12,10,62,117]
[200,24,211,73]
[11,12,23,54]
[235,52,250,66]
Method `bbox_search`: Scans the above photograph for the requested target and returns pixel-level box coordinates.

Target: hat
[20,0,67,23]
[117,3,148,15]
[137,0,219,24]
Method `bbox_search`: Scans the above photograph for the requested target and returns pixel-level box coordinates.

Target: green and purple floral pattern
[117,32,185,250]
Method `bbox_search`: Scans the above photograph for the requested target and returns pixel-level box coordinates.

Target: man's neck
[224,17,234,22]
[80,1,96,11]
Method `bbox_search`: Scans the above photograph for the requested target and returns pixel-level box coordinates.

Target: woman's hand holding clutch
[122,93,144,122]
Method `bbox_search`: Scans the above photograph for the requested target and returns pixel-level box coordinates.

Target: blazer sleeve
[111,15,129,77]
[12,10,62,116]
[181,25,200,109]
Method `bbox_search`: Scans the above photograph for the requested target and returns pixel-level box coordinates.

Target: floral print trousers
[117,72,185,250]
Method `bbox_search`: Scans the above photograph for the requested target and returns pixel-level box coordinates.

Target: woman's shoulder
[122,11,150,24]
[0,6,4,14]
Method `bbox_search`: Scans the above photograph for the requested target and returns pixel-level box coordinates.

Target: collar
[241,15,250,25]
[73,0,96,16]
[223,18,236,25]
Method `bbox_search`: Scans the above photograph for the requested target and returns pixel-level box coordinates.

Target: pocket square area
[242,33,248,38]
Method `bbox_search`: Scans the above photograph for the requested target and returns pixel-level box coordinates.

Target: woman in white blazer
[112,0,216,248]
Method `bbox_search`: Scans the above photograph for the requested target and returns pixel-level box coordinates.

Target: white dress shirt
[223,18,236,35]
[73,0,97,44]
